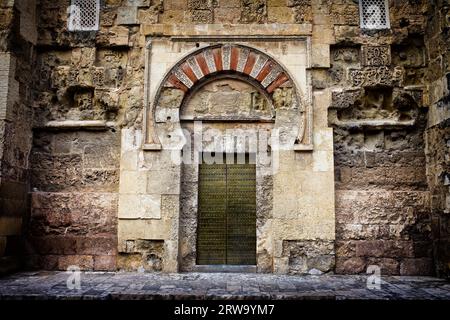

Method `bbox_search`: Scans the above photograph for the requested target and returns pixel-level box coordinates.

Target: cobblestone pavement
[0,271,449,300]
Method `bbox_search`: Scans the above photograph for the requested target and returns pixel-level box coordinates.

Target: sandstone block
[94,255,117,271]
[117,6,138,25]
[400,258,434,276]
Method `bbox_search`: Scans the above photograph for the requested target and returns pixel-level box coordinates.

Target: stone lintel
[141,24,313,37]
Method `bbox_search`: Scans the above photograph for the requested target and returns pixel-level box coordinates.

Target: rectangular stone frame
[117,25,336,274]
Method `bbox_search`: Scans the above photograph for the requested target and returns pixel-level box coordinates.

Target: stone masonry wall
[2,0,444,275]
[328,0,434,276]
[0,0,36,274]
[424,0,450,279]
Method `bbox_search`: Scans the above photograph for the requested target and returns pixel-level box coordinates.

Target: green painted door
[197,158,256,265]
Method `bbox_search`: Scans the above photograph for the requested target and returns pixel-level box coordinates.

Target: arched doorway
[178,77,274,272]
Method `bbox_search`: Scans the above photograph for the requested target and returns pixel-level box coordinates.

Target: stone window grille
[359,0,390,30]
[67,0,100,32]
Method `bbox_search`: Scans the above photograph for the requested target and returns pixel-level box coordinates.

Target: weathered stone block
[58,255,94,271]
[400,258,434,276]
[335,257,366,274]
[117,6,138,25]
[147,169,181,195]
[94,255,117,271]
[118,194,161,219]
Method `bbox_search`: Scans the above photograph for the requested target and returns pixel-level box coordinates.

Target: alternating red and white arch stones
[166,45,290,94]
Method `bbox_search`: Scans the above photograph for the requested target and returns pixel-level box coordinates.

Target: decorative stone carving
[222,45,231,70]
[329,88,422,129]
[331,89,364,110]
[261,66,282,88]
[250,55,269,79]
[237,48,250,73]
[362,46,391,67]
[349,66,404,88]
[173,69,194,89]
[203,50,216,73]
[333,47,360,64]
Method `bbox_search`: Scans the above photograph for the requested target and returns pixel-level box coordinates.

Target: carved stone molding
[362,45,391,67]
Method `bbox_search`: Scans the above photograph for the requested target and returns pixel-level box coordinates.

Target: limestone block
[267,6,294,23]
[161,195,179,219]
[213,8,241,24]
[163,239,179,272]
[313,129,333,152]
[127,0,151,6]
[109,26,130,47]
[313,89,331,129]
[313,150,333,172]
[119,170,148,194]
[155,107,180,123]
[311,43,330,68]
[273,239,284,258]
[147,169,181,195]
[118,194,161,219]
[118,219,170,240]
[120,150,139,171]
[117,6,138,25]
[273,257,289,274]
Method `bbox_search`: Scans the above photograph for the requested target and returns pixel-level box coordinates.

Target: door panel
[197,164,227,265]
[197,158,256,266]
[226,164,257,265]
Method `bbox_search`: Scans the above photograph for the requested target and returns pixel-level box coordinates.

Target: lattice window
[359,0,390,30]
[68,0,100,31]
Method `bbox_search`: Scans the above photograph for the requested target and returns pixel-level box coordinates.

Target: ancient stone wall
[0,0,443,276]
[330,0,434,276]
[0,0,36,274]
[424,0,450,279]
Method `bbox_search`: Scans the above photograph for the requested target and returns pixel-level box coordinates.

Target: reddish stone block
[355,240,415,259]
[94,255,117,271]
[167,75,188,92]
[58,255,94,270]
[180,63,198,83]
[39,255,58,270]
[267,73,289,93]
[27,236,77,255]
[243,52,257,75]
[255,61,273,82]
[367,257,400,275]
[195,53,209,76]
[212,48,223,71]
[400,258,434,276]
[75,236,117,256]
[230,46,239,70]
[335,257,366,274]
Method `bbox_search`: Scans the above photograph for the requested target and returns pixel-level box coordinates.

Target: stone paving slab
[0,272,449,300]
